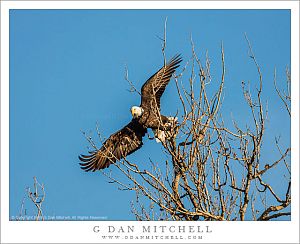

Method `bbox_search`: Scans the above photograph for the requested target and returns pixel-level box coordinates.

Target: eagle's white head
[130,106,144,118]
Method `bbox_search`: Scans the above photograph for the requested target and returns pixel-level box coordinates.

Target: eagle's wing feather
[79,119,146,172]
[141,54,182,110]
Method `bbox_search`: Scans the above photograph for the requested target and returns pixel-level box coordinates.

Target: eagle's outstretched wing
[79,119,147,172]
[140,54,182,110]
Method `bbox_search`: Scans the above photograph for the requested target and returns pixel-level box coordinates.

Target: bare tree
[82,31,291,221]
[16,176,46,221]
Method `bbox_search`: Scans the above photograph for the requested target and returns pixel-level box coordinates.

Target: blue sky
[9,10,290,220]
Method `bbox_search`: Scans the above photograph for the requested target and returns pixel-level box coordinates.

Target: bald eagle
[79,55,182,171]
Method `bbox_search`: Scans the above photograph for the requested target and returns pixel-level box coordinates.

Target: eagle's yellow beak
[130,107,135,117]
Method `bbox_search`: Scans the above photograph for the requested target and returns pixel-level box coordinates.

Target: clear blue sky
[9,10,290,220]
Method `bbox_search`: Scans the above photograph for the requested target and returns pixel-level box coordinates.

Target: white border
[1,1,299,243]
[0,0,298,9]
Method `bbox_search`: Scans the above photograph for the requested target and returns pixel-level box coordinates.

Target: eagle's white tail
[165,116,178,127]
[153,129,166,143]
[168,116,178,122]
[153,117,178,143]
